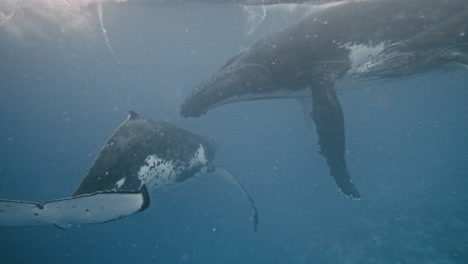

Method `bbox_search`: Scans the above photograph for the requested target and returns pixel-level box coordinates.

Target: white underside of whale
[137,144,209,190]
[0,187,149,229]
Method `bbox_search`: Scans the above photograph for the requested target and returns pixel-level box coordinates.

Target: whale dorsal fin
[128,110,142,120]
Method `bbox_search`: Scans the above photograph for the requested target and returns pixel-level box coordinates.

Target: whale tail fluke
[0,185,150,229]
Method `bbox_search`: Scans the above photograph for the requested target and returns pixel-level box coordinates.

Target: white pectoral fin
[0,200,49,227]
[0,185,150,229]
[214,167,259,232]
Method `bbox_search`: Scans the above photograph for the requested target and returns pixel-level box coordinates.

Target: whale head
[180,51,273,118]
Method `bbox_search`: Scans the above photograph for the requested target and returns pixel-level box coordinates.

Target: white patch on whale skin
[138,155,176,190]
[192,144,207,167]
[115,177,126,189]
[138,144,209,190]
[343,43,385,77]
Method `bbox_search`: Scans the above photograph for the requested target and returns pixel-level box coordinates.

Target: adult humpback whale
[181,0,468,199]
[0,111,258,231]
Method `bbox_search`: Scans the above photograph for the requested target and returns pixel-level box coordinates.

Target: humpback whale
[0,111,258,231]
[181,0,468,199]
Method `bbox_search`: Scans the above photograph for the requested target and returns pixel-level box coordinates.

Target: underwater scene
[0,0,467,263]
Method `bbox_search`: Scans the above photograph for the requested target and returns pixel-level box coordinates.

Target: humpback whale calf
[0,111,258,231]
[181,0,468,199]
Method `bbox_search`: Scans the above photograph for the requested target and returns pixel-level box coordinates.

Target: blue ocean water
[0,2,467,263]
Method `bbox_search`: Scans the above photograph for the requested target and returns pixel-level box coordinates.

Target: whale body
[0,112,258,230]
[181,0,468,199]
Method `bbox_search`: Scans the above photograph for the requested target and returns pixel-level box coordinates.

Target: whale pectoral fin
[0,185,150,228]
[214,167,259,232]
[310,82,361,200]
[453,62,468,70]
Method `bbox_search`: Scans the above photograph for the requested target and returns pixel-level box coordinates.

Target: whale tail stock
[310,78,362,200]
